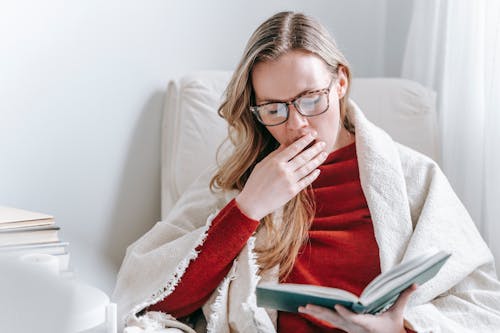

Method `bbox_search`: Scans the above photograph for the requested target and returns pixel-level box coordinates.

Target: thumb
[389,284,418,315]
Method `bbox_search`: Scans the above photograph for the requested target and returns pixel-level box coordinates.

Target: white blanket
[112,101,500,333]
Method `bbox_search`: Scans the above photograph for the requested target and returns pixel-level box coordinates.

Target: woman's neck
[330,126,355,153]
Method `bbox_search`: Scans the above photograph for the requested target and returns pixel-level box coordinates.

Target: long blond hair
[210,11,353,280]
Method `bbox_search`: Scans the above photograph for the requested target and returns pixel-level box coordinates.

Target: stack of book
[0,206,70,272]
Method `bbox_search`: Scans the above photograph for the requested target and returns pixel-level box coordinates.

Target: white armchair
[161,71,438,218]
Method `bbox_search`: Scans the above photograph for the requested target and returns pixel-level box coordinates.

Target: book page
[361,253,431,294]
[360,251,451,305]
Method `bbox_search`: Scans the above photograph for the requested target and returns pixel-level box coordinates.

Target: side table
[68,281,117,333]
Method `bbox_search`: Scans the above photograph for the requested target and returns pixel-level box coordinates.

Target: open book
[256,250,451,315]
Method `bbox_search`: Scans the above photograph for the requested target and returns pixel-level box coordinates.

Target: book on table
[0,240,68,255]
[0,206,72,273]
[256,249,451,315]
[0,206,54,230]
[0,225,60,246]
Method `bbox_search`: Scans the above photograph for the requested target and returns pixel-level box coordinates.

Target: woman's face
[251,49,351,154]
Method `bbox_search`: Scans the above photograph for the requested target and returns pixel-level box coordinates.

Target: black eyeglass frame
[250,78,335,126]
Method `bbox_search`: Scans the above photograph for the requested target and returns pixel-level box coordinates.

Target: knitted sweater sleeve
[146,198,259,318]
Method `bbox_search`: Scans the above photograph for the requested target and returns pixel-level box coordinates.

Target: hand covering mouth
[300,139,317,154]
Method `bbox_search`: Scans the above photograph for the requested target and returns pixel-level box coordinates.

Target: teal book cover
[256,250,451,315]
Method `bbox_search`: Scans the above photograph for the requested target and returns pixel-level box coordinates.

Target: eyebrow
[256,86,320,105]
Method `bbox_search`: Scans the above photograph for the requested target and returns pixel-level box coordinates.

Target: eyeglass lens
[257,92,328,125]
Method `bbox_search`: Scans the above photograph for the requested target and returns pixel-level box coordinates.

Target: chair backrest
[161,71,438,218]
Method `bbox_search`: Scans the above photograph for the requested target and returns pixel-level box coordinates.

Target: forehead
[251,50,331,102]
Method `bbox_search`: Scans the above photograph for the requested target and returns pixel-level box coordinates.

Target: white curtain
[402,0,500,273]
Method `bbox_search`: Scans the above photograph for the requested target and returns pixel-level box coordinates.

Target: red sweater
[147,143,415,332]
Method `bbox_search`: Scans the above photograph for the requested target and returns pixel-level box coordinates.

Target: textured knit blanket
[113,101,500,333]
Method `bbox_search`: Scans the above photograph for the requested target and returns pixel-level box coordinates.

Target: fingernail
[319,141,326,147]
[298,306,305,313]
[321,151,327,158]
[311,131,317,137]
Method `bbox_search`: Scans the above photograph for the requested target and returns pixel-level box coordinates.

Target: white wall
[384,0,414,76]
[0,0,412,293]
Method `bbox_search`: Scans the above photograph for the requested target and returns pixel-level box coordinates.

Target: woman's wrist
[235,193,263,221]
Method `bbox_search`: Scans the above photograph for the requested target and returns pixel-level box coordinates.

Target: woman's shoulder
[394,142,449,199]
[395,142,441,174]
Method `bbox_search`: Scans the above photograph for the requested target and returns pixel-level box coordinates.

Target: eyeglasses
[250,79,334,126]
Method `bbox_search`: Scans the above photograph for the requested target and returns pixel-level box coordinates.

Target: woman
[113,12,500,333]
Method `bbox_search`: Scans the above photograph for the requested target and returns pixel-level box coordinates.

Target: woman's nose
[287,104,309,129]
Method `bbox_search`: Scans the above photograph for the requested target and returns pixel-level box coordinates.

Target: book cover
[256,250,451,315]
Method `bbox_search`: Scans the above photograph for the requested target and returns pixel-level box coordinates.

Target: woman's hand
[298,284,418,333]
[235,131,327,220]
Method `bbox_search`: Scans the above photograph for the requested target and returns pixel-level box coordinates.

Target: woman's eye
[266,104,286,116]
[301,96,320,106]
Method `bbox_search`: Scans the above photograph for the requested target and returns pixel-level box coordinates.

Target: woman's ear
[336,66,348,98]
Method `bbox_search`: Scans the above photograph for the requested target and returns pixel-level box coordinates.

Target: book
[0,207,72,274]
[0,241,69,256]
[0,225,60,246]
[0,206,54,230]
[256,249,451,315]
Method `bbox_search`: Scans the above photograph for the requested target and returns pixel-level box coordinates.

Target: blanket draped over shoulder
[113,101,500,333]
